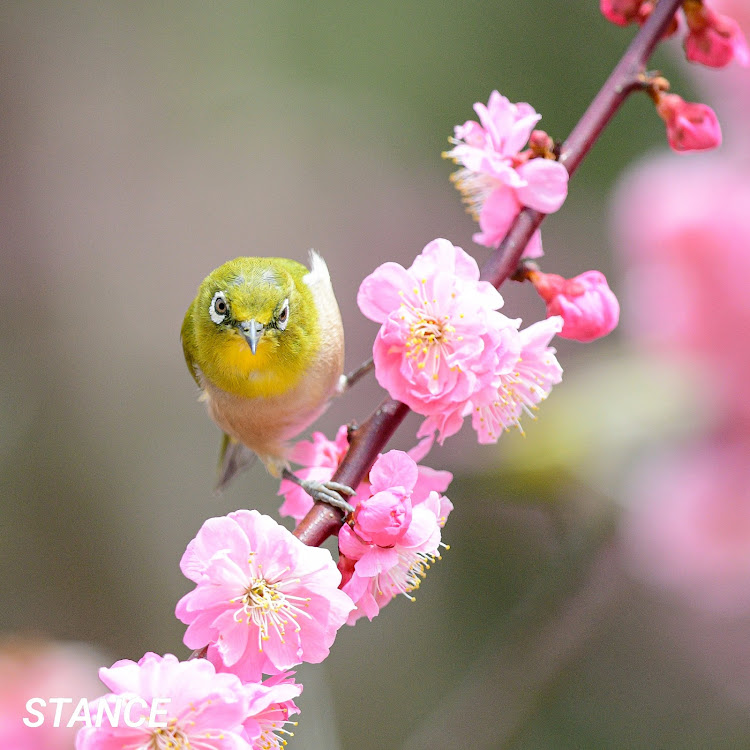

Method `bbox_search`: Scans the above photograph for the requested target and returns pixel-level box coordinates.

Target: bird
[181,251,354,512]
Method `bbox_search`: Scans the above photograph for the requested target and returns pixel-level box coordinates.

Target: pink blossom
[684,4,750,68]
[531,269,620,342]
[408,439,454,521]
[472,185,544,257]
[176,510,354,682]
[278,425,368,522]
[656,93,722,152]
[338,451,451,624]
[621,441,750,614]
[601,0,680,34]
[469,317,564,443]
[76,652,252,750]
[0,639,103,750]
[612,155,750,420]
[358,238,522,441]
[241,672,302,750]
[445,90,568,254]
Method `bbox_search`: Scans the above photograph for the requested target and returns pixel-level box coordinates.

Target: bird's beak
[237,319,264,354]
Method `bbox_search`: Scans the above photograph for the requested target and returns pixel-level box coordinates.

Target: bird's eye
[209,291,228,324]
[277,299,290,331]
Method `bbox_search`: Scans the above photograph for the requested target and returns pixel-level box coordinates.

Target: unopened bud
[530,270,619,343]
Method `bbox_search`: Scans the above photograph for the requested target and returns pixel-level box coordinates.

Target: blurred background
[3,1,750,747]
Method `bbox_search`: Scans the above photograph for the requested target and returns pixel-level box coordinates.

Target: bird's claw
[301,479,356,515]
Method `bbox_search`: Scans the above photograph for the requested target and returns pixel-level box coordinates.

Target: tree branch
[294,0,684,546]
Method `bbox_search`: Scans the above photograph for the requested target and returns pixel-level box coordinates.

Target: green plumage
[182,252,345,486]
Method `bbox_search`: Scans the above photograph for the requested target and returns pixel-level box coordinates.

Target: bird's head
[190,257,319,396]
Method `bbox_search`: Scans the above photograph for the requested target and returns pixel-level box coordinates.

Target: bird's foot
[282,469,356,515]
[302,479,356,514]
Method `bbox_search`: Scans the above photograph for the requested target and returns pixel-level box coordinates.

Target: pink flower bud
[655,94,722,152]
[532,270,619,343]
[684,7,750,68]
[354,490,413,546]
[600,0,646,26]
[528,129,554,156]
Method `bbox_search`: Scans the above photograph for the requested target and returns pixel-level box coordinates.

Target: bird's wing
[215,433,257,493]
[180,300,202,387]
[302,249,333,296]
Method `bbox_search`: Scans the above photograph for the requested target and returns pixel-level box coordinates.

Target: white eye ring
[209,291,228,324]
[277,298,290,331]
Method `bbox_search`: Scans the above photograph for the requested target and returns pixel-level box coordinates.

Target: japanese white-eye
[182,252,347,495]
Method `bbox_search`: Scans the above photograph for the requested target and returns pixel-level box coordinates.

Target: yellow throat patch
[207,332,302,399]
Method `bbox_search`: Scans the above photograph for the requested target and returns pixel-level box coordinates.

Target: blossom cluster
[277,430,454,621]
[78,511,353,749]
[62,4,750,744]
[76,653,301,750]
[358,237,565,444]
[602,0,748,153]
[443,90,569,254]
[338,449,453,623]
[78,455,454,749]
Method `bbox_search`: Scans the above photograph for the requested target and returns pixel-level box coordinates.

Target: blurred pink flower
[76,653,251,750]
[358,238,522,442]
[176,510,354,681]
[621,441,750,614]
[278,425,368,522]
[600,0,648,26]
[613,155,750,420]
[338,451,451,624]
[445,90,568,254]
[684,3,750,68]
[0,638,104,750]
[656,93,722,152]
[531,269,620,342]
[470,316,564,443]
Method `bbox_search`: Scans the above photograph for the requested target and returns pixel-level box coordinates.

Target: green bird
[182,252,354,511]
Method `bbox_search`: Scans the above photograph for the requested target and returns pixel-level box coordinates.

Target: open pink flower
[176,510,354,682]
[656,93,722,152]
[531,269,620,342]
[338,451,451,624]
[0,639,103,750]
[621,441,750,614]
[612,155,750,420]
[76,653,251,750]
[684,4,750,68]
[358,238,522,441]
[445,90,568,254]
[469,316,564,443]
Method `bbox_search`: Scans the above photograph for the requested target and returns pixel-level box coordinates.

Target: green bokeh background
[2,2,749,748]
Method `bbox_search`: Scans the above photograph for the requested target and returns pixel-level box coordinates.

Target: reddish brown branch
[294,0,684,546]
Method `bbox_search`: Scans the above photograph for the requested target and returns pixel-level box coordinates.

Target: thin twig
[337,357,375,393]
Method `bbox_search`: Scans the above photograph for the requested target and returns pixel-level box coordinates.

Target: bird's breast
[204,335,302,399]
